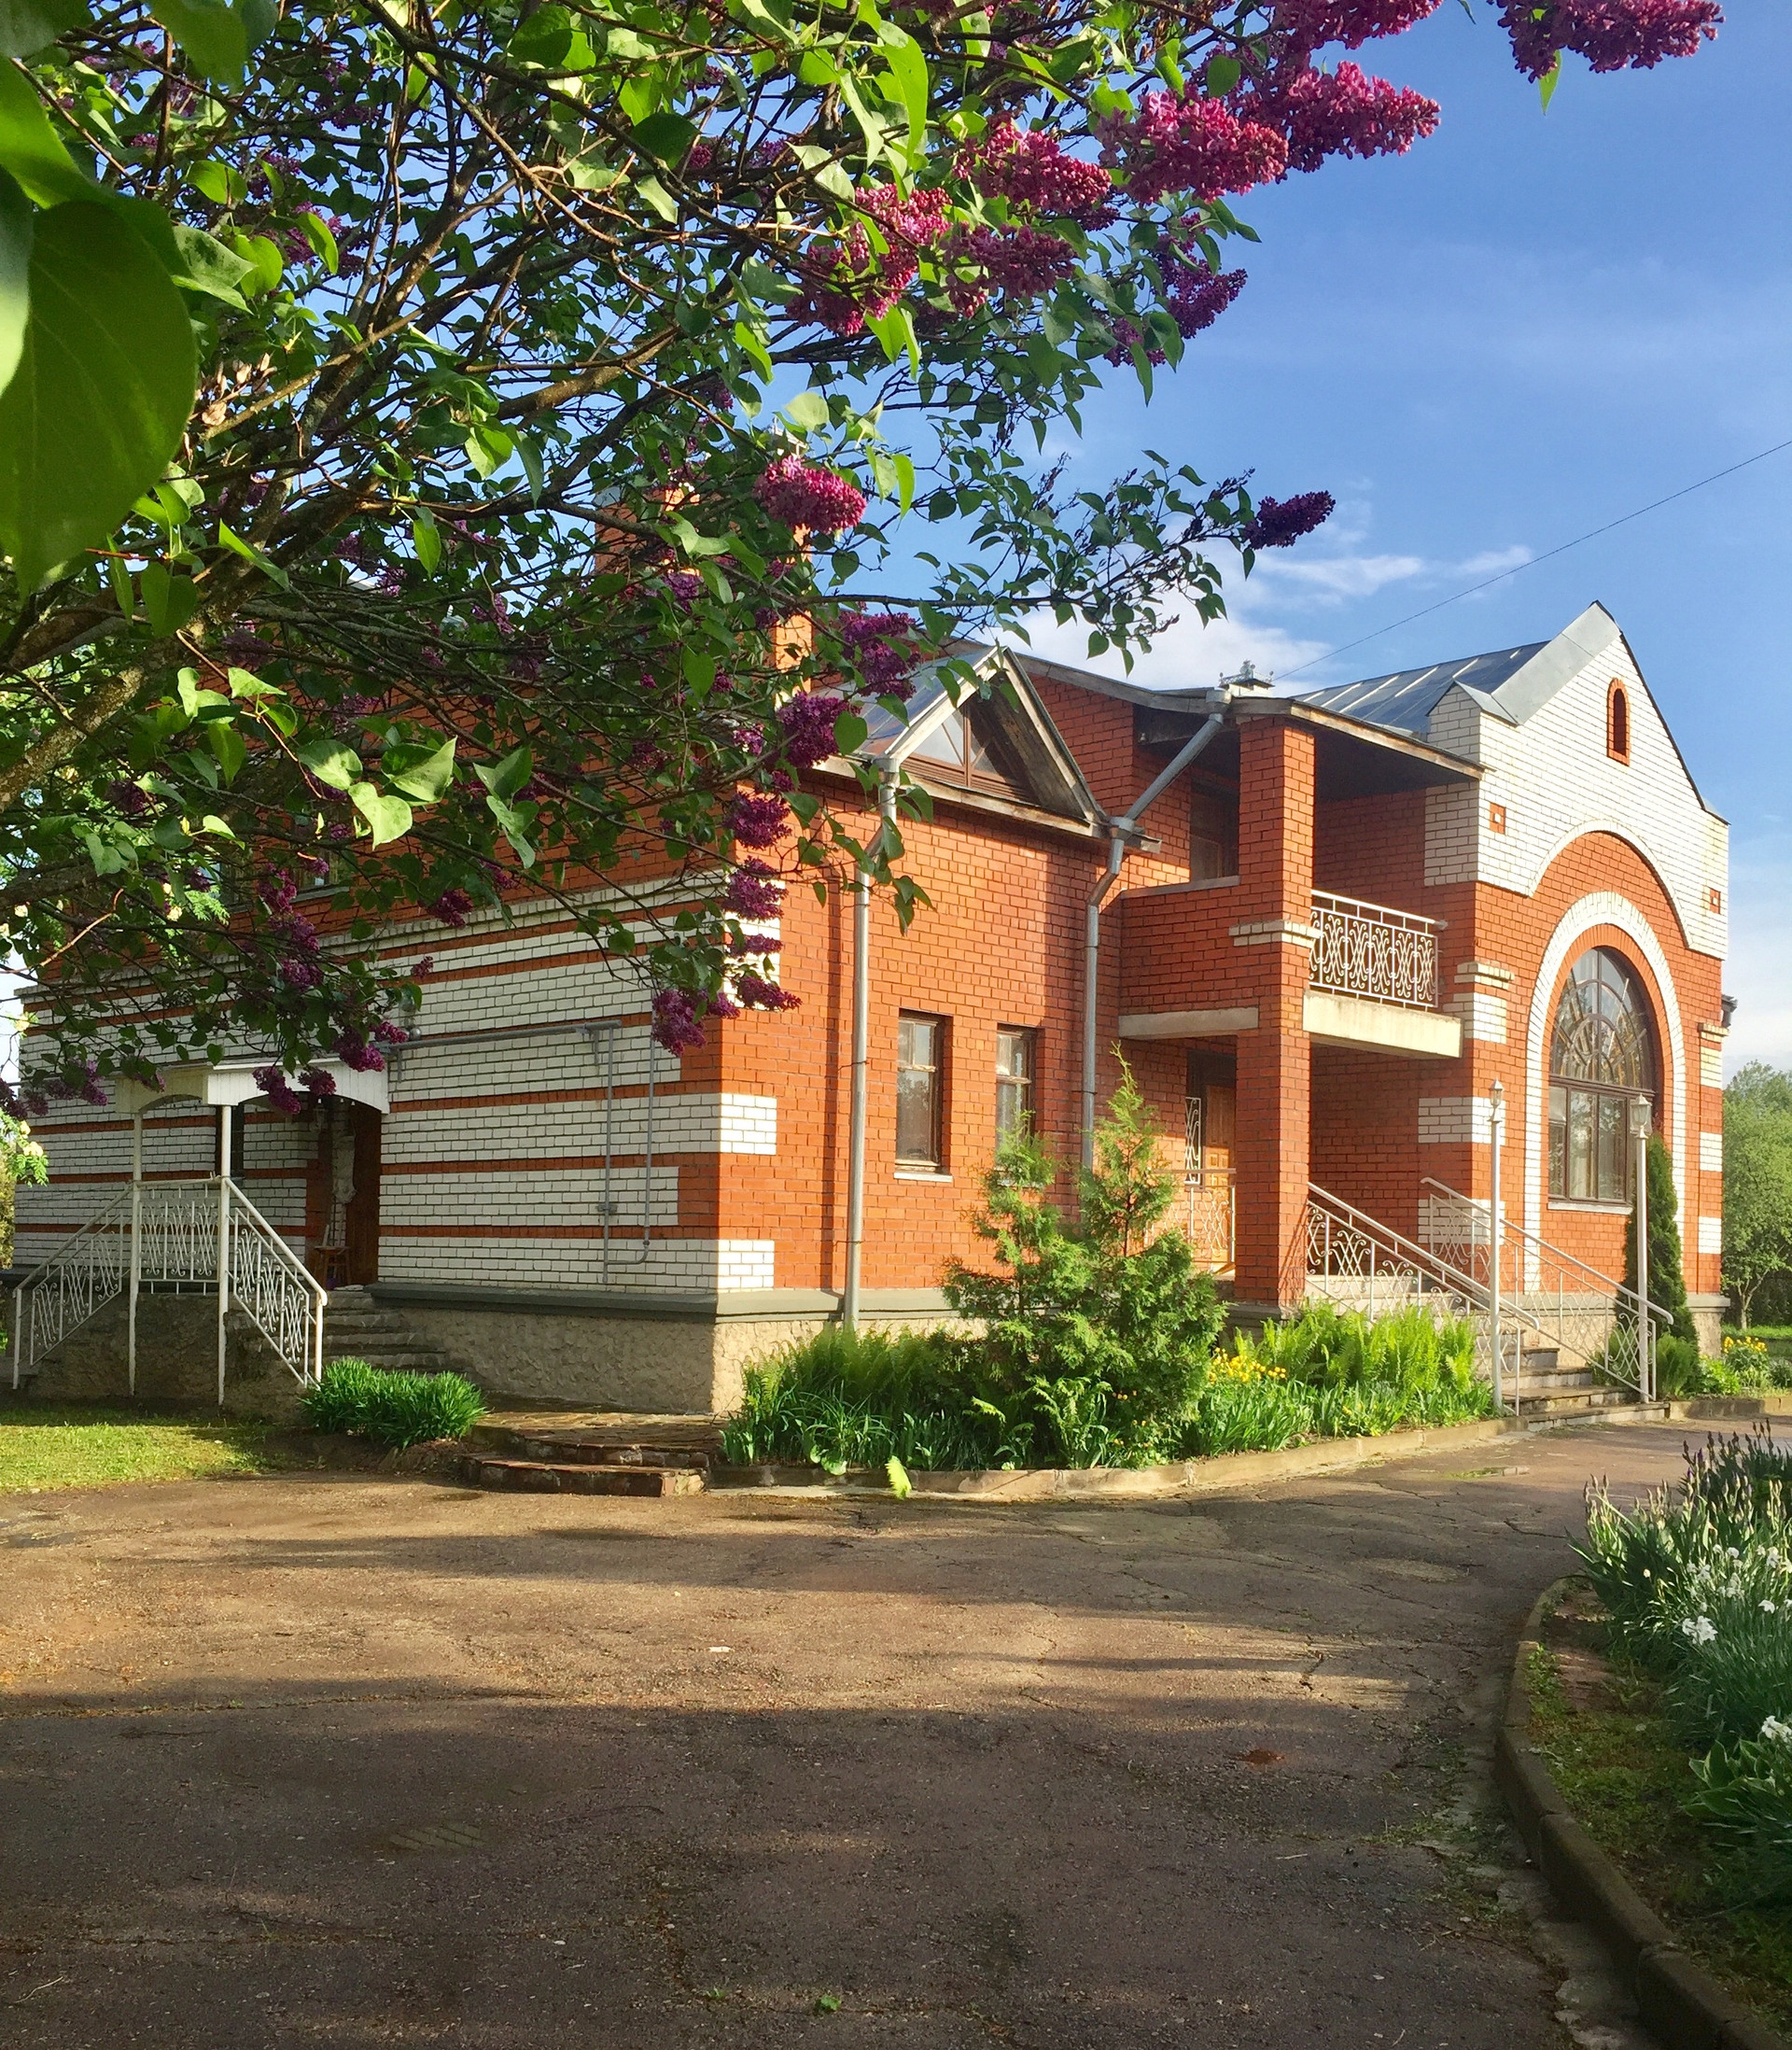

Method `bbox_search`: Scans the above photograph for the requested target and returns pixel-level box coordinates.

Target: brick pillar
[1231,719,1316,1313]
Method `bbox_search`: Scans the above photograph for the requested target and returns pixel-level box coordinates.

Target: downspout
[843,768,897,1330]
[1080,713,1225,1169]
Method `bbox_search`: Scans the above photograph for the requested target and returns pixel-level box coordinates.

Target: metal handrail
[12,1175,326,1391]
[1308,1182,1489,1307]
[1420,1175,1667,1397]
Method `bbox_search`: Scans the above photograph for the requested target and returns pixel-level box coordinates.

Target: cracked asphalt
[0,1417,1718,2047]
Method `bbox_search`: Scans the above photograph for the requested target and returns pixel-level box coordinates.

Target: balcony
[1304,892,1460,1059]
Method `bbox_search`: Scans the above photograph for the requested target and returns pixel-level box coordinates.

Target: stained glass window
[1547,948,1654,1203]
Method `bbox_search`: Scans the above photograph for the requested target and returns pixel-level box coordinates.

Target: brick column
[1231,718,1316,1313]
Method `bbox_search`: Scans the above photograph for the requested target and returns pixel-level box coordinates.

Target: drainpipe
[843,770,897,1330]
[1080,714,1225,1169]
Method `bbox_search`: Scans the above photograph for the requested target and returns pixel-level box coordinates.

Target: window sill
[894,1168,952,1183]
[1547,1198,1632,1215]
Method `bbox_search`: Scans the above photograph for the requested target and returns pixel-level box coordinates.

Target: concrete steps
[323,1287,457,1375]
[455,1415,722,1495]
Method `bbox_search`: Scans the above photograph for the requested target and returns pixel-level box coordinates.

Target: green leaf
[106,551,133,620]
[635,175,677,222]
[474,743,532,800]
[507,2,572,64]
[781,387,830,432]
[349,780,413,848]
[811,158,854,203]
[0,58,98,205]
[228,229,283,294]
[833,709,868,755]
[298,209,339,274]
[168,221,253,308]
[878,31,928,156]
[865,300,918,371]
[139,562,199,636]
[148,0,248,84]
[0,168,29,396]
[630,112,696,162]
[296,737,362,792]
[0,0,87,58]
[189,159,248,208]
[892,451,915,514]
[464,420,512,478]
[484,792,537,864]
[1539,54,1561,110]
[411,509,441,570]
[216,519,290,589]
[0,203,197,590]
[1205,53,1240,95]
[384,735,456,802]
[514,430,544,505]
[206,719,245,783]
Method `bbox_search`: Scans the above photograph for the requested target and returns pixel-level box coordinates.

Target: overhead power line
[1279,434,1792,681]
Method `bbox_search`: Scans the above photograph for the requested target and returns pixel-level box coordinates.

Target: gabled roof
[861,645,1104,828]
[1297,602,1626,737]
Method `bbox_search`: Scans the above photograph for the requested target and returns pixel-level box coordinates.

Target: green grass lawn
[1529,1635,1792,2029]
[0,1404,287,1494]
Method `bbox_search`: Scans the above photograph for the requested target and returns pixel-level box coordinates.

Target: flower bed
[1535,1426,1792,2020]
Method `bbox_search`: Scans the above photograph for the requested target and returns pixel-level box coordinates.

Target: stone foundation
[375,1285,968,1414]
[14,1293,308,1420]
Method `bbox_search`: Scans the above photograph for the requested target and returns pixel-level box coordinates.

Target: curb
[1495,1578,1790,2050]
[712,1400,1675,1505]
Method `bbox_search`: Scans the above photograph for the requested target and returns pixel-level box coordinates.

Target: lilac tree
[0,0,1719,1100]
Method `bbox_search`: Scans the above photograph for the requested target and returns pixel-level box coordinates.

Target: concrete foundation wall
[16,1294,307,1420]
[396,1296,968,1415]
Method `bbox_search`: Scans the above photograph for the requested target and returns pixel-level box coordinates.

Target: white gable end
[1422,624,1726,960]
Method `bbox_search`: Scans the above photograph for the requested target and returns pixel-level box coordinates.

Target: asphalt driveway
[0,1418,1715,2048]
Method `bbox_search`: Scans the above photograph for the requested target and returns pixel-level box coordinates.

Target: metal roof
[1296,642,1547,737]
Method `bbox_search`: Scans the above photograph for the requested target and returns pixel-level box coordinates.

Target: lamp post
[1489,1078,1505,1413]
[1631,1094,1653,1399]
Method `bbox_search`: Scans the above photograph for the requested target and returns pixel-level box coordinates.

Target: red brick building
[14,603,1729,1411]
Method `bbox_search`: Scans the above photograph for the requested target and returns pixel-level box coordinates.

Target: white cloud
[1257,553,1427,602]
[1724,828,1792,1076]
[1007,603,1330,691]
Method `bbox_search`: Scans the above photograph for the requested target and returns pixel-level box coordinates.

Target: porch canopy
[114,1058,390,1117]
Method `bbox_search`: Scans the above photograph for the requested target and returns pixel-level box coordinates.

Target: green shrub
[302,1359,486,1448]
[1655,1333,1709,1397]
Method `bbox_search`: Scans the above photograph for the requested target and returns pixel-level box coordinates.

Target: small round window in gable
[1607,680,1631,763]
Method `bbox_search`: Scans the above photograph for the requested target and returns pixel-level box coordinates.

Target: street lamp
[1631,1095,1653,1398]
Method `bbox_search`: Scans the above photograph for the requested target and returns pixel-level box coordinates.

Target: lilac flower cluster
[1105,96,1290,206]
[837,611,918,695]
[651,987,707,1054]
[777,692,846,769]
[333,1033,386,1073]
[1242,492,1336,550]
[298,1066,336,1098]
[1244,60,1440,175]
[943,224,1077,312]
[107,778,150,818]
[794,184,949,334]
[961,120,1114,227]
[429,888,474,928]
[723,860,784,920]
[252,1063,305,1116]
[754,456,866,536]
[725,793,791,848]
[735,972,799,1014]
[1499,0,1720,78]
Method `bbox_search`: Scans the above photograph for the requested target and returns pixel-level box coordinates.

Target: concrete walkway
[0,1417,1718,2048]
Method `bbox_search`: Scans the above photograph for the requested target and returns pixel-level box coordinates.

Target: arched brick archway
[1522,892,1686,1271]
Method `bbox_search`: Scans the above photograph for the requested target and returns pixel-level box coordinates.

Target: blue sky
[999,6,1790,1074]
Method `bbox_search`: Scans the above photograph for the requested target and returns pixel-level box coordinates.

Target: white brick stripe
[1700,1130,1723,1173]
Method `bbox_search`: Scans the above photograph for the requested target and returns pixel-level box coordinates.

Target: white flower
[1729,1547,1743,1560]
[1681,1615,1718,1645]
[1764,1600,1779,1614]
[1763,1716,1792,1744]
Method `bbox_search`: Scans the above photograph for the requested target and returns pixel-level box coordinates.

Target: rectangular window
[995,1028,1036,1142]
[897,1013,946,1168]
[1188,782,1239,881]
[1549,1084,1635,1204]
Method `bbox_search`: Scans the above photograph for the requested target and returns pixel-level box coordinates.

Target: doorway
[307,1100,383,1286]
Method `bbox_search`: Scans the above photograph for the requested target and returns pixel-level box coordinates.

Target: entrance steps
[455,1412,721,1495]
[322,1286,458,1375]
[1506,1338,1655,1420]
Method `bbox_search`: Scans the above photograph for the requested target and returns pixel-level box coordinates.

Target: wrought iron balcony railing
[1309,892,1440,1011]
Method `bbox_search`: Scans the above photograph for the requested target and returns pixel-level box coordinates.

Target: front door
[308,1101,383,1286]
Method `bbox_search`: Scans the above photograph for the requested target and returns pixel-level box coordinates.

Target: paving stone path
[0,1418,1724,2048]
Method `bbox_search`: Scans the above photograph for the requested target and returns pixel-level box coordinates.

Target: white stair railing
[12,1187,134,1386]
[1420,1177,1670,1398]
[12,1177,325,1392]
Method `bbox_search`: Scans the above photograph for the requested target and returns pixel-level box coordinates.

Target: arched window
[1548,948,1654,1203]
[1607,680,1631,764]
